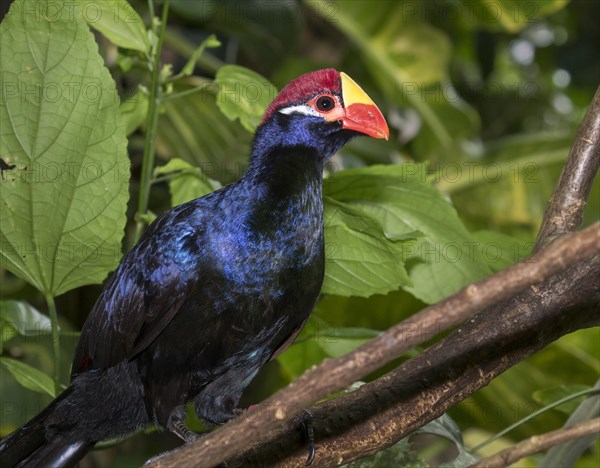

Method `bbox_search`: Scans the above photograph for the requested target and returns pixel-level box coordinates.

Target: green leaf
[0,300,51,337]
[74,0,149,52]
[410,91,481,161]
[533,385,592,415]
[199,1,300,71]
[214,65,278,133]
[138,211,157,226]
[371,22,450,86]
[553,328,600,374]
[314,289,427,332]
[443,132,573,234]
[277,337,329,381]
[171,0,216,21]
[0,0,130,296]
[455,328,600,442]
[324,165,493,303]
[157,82,251,183]
[119,87,149,136]
[472,230,533,271]
[180,34,221,77]
[306,0,479,153]
[317,327,379,358]
[417,414,479,467]
[277,317,380,378]
[313,1,450,83]
[464,0,570,33]
[0,322,16,351]
[540,380,600,467]
[155,158,221,206]
[349,414,476,467]
[322,198,413,297]
[0,357,56,397]
[348,438,426,467]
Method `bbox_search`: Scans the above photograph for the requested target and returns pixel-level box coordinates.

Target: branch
[149,85,600,468]
[534,85,600,251]
[229,87,600,465]
[232,254,599,466]
[149,223,600,467]
[470,418,600,468]
[223,88,600,464]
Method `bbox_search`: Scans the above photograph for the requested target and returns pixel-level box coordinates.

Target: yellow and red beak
[338,72,389,140]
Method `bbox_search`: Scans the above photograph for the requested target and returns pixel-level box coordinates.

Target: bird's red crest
[261,69,341,124]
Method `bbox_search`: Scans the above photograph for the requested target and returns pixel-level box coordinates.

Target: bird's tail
[0,389,95,468]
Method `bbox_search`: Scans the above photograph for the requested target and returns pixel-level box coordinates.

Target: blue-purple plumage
[0,69,389,467]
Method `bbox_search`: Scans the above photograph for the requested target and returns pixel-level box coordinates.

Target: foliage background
[0,0,598,466]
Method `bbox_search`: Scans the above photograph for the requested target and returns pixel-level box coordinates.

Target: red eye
[315,95,335,112]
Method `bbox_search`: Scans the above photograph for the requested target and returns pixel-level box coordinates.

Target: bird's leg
[167,404,202,444]
[294,409,315,465]
[194,366,260,424]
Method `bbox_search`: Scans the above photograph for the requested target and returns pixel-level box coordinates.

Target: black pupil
[316,96,334,111]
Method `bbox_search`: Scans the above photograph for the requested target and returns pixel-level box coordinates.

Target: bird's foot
[171,418,202,444]
[294,410,315,465]
[167,405,203,444]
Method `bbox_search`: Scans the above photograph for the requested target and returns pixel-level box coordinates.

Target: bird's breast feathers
[208,216,324,292]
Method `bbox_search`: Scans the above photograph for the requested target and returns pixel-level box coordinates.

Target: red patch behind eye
[261,69,341,124]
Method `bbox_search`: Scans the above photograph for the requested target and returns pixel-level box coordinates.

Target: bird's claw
[294,409,315,465]
[168,408,203,444]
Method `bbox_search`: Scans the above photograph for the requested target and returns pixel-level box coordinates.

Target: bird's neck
[244,143,323,202]
[238,144,325,234]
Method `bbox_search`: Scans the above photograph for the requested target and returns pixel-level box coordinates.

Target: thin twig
[469,418,600,468]
[534,85,600,251]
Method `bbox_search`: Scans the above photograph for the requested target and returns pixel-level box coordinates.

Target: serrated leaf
[0,357,56,397]
[0,0,130,296]
[214,65,278,133]
[155,158,221,206]
[75,0,148,52]
[322,197,413,297]
[324,165,493,303]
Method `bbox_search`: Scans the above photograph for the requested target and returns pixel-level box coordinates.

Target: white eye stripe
[278,105,321,118]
